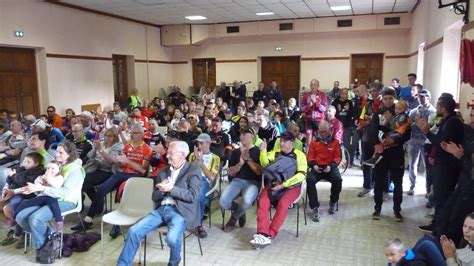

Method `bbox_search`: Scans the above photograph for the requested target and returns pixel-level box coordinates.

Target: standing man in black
[267,81,283,107]
[253,82,267,106]
[231,80,247,111]
[217,82,231,105]
[416,95,464,234]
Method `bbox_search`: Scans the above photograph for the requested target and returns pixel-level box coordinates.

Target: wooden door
[113,54,129,108]
[192,58,216,94]
[261,56,300,102]
[0,47,39,116]
[350,54,384,85]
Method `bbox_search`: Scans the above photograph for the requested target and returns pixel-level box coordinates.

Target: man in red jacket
[306,120,342,222]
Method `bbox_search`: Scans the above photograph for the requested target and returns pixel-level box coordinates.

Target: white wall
[0,0,173,114]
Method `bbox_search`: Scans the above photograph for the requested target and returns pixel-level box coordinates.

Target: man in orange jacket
[306,120,342,222]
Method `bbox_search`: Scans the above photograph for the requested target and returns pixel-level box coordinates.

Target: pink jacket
[301,90,328,122]
[329,118,344,144]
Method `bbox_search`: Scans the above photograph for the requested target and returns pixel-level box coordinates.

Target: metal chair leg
[296,202,300,238]
[159,232,164,250]
[183,233,186,266]
[197,234,203,255]
[208,198,212,228]
[221,208,225,230]
[303,196,307,225]
[101,221,104,262]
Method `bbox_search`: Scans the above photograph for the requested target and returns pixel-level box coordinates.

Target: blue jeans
[219,178,258,220]
[117,206,186,266]
[199,176,210,225]
[413,236,446,266]
[15,201,76,249]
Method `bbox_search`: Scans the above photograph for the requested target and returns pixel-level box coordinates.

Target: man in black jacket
[117,141,201,266]
[267,81,283,106]
[415,95,464,234]
[253,82,267,106]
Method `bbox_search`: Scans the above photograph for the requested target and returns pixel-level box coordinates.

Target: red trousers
[256,185,301,238]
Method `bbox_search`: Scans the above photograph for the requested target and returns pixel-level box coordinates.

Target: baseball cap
[240,127,256,136]
[417,89,431,98]
[195,133,211,143]
[280,131,295,142]
[166,130,180,139]
[32,119,46,130]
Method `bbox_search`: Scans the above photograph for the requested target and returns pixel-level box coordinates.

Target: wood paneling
[261,56,300,102]
[113,54,129,108]
[350,53,384,85]
[0,47,39,116]
[192,58,216,94]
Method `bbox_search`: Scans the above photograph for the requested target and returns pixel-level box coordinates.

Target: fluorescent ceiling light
[185,15,207,20]
[256,12,274,16]
[330,5,351,11]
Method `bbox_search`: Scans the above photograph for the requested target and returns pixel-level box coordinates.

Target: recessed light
[330,5,351,11]
[185,15,207,20]
[256,12,274,16]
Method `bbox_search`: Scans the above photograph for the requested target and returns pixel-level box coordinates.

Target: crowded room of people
[1,0,474,265]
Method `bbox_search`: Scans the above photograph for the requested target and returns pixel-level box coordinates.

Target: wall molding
[385,54,412,59]
[425,37,443,51]
[216,59,257,63]
[46,53,112,61]
[44,0,161,28]
[301,56,350,61]
[135,59,188,64]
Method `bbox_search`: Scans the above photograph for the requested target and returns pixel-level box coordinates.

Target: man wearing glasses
[46,106,62,129]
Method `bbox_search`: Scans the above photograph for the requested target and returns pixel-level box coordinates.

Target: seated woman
[15,141,85,251]
[441,213,474,266]
[75,128,123,223]
[229,116,248,144]
[60,108,75,135]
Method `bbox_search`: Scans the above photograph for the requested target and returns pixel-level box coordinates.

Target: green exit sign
[14,31,24,37]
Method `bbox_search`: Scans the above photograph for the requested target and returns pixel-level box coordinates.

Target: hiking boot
[224,216,237,232]
[418,225,433,233]
[372,209,381,220]
[328,202,337,215]
[407,188,414,196]
[357,188,371,197]
[196,226,208,239]
[71,220,93,231]
[311,208,320,222]
[109,225,121,239]
[250,234,272,249]
[1,230,17,246]
[362,154,383,167]
[238,213,246,228]
[394,211,404,222]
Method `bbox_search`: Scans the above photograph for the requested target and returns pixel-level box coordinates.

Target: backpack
[36,232,62,264]
[262,153,298,203]
[62,232,101,257]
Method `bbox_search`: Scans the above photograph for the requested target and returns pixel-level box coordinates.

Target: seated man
[306,120,342,222]
[117,141,201,266]
[219,127,261,232]
[0,121,27,166]
[70,124,93,164]
[251,131,307,248]
[188,133,220,238]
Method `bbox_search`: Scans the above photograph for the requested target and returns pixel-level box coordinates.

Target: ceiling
[59,0,418,25]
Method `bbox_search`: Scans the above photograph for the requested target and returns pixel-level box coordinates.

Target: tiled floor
[0,163,432,265]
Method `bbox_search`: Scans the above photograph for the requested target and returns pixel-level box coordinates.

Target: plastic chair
[204,164,222,228]
[100,177,154,262]
[23,198,85,258]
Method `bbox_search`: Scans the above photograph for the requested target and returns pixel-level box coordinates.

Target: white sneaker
[357,188,371,197]
[250,234,272,248]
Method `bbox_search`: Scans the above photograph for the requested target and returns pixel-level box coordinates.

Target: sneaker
[1,230,17,246]
[425,201,434,209]
[196,226,208,239]
[418,225,433,233]
[383,192,390,201]
[328,202,337,215]
[250,234,272,249]
[224,217,237,232]
[71,221,93,231]
[394,211,403,222]
[311,208,320,222]
[407,189,414,196]
[357,188,371,197]
[109,225,121,239]
[372,209,381,220]
[13,225,23,238]
[238,213,246,228]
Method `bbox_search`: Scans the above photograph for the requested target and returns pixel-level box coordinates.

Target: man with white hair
[80,111,96,140]
[117,141,201,266]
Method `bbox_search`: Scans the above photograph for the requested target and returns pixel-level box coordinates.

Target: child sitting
[363,100,410,167]
[14,161,65,231]
[384,239,428,266]
[1,152,44,228]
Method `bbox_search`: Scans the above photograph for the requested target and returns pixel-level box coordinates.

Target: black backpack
[36,232,62,264]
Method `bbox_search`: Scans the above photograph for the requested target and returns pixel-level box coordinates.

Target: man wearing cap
[209,117,232,163]
[220,127,262,232]
[250,131,307,248]
[370,88,411,222]
[188,133,220,238]
[407,87,436,196]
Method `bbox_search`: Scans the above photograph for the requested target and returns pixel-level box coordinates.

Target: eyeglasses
[187,116,196,120]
